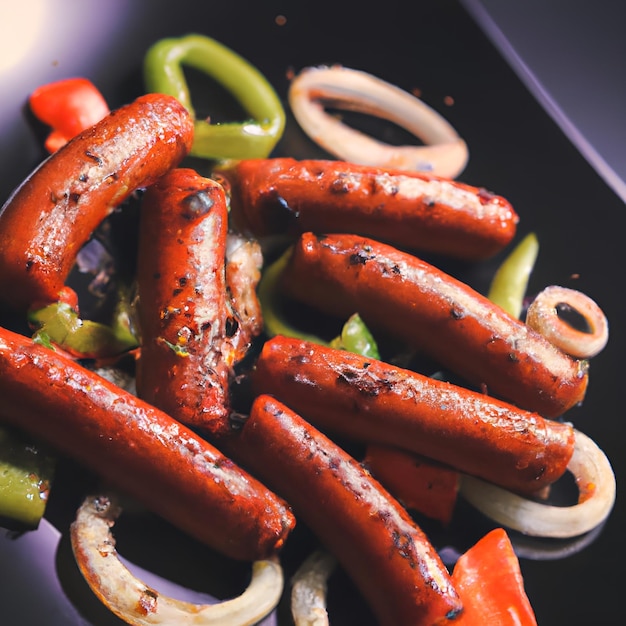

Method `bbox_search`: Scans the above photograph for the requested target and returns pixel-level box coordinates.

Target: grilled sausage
[0,93,194,312]
[0,325,294,561]
[136,169,234,434]
[278,232,588,417]
[227,157,518,260]
[230,394,463,626]
[250,335,576,496]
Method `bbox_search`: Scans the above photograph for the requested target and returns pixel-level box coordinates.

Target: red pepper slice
[451,528,538,625]
[29,77,110,152]
[363,444,459,525]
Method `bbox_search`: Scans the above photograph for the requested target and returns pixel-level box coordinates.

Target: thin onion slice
[288,65,468,178]
[70,493,284,626]
[459,429,615,538]
[526,285,609,359]
[291,550,336,626]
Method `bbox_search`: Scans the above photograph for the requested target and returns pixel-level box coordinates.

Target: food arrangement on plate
[0,8,619,625]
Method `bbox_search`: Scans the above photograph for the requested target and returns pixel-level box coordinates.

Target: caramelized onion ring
[459,429,615,538]
[291,550,336,626]
[288,65,468,178]
[70,494,284,625]
[526,285,609,358]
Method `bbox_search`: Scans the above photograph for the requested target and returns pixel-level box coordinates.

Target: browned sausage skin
[136,169,265,435]
[278,232,588,417]
[136,169,233,435]
[0,325,294,561]
[0,93,194,312]
[226,157,518,260]
[231,394,463,626]
[251,335,576,496]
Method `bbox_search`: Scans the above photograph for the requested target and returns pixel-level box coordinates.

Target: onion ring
[291,550,336,626]
[459,429,615,538]
[70,493,284,626]
[288,65,469,178]
[526,285,609,358]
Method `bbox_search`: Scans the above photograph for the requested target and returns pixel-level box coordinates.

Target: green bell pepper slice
[488,232,539,319]
[0,426,55,529]
[28,299,138,359]
[329,313,380,360]
[144,34,286,161]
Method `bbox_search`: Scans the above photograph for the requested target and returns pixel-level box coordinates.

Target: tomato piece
[451,528,538,625]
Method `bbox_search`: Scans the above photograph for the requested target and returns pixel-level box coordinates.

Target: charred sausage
[0,93,194,312]
[0,325,294,561]
[227,157,518,260]
[278,232,588,417]
[136,169,235,435]
[251,335,576,496]
[230,394,463,626]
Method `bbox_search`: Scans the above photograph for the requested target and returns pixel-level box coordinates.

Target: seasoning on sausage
[278,232,588,417]
[136,169,230,434]
[0,93,194,312]
[227,157,518,260]
[229,394,463,626]
[0,326,294,561]
[251,335,576,496]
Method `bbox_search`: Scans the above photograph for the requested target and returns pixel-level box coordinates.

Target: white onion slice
[459,429,615,538]
[526,285,609,358]
[70,494,284,625]
[288,65,468,178]
[291,550,336,626]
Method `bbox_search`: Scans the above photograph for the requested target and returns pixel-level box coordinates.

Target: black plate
[0,1,623,624]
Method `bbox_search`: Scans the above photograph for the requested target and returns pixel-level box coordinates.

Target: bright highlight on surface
[0,1,47,75]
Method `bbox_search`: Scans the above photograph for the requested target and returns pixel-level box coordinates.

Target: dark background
[0,1,624,624]
[465,0,626,204]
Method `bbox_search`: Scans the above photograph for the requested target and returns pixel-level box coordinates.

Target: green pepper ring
[144,34,286,161]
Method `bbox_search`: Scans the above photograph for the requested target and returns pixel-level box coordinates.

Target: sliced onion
[288,65,468,178]
[291,550,336,626]
[526,285,609,358]
[459,429,615,538]
[70,494,284,626]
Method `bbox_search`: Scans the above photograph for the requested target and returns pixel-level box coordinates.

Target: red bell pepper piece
[451,528,538,625]
[29,77,110,152]
[363,443,459,525]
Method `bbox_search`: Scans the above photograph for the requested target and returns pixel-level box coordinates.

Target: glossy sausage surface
[136,168,233,435]
[228,157,518,260]
[279,232,588,417]
[0,93,194,311]
[232,394,463,626]
[0,326,294,561]
[251,336,576,495]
